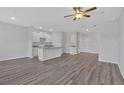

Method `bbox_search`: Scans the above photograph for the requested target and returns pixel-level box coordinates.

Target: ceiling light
[10,17,15,20]
[86,29,89,31]
[75,13,83,19]
[39,26,43,29]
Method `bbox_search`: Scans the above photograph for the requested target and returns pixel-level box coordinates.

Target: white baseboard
[118,64,124,78]
[98,59,118,64]
[0,56,31,61]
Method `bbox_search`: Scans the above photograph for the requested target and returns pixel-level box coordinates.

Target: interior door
[69,32,78,54]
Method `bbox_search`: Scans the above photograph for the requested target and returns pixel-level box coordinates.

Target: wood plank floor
[0,53,124,85]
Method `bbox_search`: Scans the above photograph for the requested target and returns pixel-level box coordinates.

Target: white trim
[0,56,30,61]
[98,59,117,64]
[118,64,124,78]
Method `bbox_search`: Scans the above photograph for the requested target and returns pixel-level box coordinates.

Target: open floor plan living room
[0,7,124,85]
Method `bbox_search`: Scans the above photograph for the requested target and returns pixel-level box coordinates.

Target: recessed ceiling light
[86,29,89,31]
[39,26,43,29]
[10,17,15,20]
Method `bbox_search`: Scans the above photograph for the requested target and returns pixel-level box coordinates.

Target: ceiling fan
[64,7,97,21]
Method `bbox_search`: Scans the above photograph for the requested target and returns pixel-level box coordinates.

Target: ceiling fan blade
[73,17,76,21]
[64,14,74,18]
[83,14,91,18]
[73,7,81,11]
[73,7,76,11]
[84,7,97,13]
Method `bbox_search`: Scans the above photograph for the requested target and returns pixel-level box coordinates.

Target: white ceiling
[0,7,123,32]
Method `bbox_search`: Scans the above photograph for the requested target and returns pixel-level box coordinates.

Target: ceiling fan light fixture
[64,7,97,21]
[75,13,83,19]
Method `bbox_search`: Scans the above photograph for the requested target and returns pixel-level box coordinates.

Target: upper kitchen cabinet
[51,32,62,47]
[32,31,52,42]
[32,31,62,47]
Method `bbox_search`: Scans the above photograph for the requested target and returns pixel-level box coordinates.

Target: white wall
[94,20,120,63]
[118,10,124,77]
[28,28,33,58]
[0,22,30,61]
[79,31,99,54]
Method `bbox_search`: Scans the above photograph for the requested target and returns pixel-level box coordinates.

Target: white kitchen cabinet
[51,32,62,47]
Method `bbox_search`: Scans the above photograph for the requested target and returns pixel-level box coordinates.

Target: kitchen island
[38,46,62,61]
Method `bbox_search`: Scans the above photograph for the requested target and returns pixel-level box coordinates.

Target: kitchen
[32,30,62,61]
